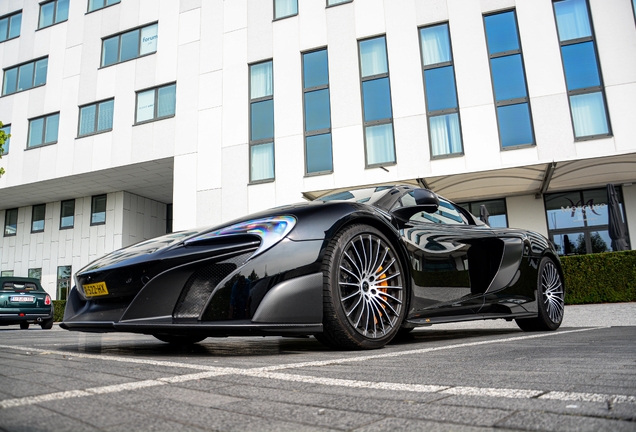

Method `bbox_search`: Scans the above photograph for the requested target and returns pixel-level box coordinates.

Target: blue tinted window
[491,54,527,100]
[305,89,331,131]
[120,29,140,62]
[359,37,388,77]
[362,77,392,121]
[9,13,21,39]
[562,41,600,90]
[424,66,458,111]
[102,37,118,66]
[1,125,10,155]
[303,50,329,88]
[28,118,45,147]
[17,62,34,91]
[3,68,17,95]
[306,133,333,173]
[554,0,591,41]
[250,99,274,141]
[497,103,533,147]
[485,11,519,54]
[365,123,395,165]
[0,18,7,41]
[420,24,451,66]
[34,58,48,87]
[570,92,608,137]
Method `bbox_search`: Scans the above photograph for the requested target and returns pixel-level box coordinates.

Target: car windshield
[319,186,394,205]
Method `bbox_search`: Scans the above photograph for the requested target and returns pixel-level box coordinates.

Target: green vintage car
[0,277,54,329]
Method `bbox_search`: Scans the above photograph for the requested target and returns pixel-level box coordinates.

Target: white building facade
[1,0,635,299]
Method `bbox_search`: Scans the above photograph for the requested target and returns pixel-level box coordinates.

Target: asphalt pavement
[0,303,634,432]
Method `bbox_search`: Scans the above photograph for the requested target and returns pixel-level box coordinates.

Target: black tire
[41,318,54,330]
[153,334,207,345]
[317,224,406,350]
[20,322,29,330]
[516,257,565,332]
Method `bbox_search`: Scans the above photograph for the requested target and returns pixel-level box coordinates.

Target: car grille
[173,252,253,319]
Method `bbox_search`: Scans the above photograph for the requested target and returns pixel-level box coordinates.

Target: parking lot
[0,303,635,432]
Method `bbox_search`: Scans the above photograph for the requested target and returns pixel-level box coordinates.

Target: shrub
[561,250,636,305]
[53,300,66,322]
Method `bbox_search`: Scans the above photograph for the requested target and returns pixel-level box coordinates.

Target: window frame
[552,0,612,141]
[38,0,69,30]
[273,0,298,20]
[1,123,10,155]
[0,10,22,43]
[90,194,107,226]
[3,208,18,237]
[248,60,275,184]
[87,0,121,14]
[31,204,46,233]
[60,199,75,229]
[2,57,48,96]
[100,22,158,68]
[28,268,42,280]
[483,9,536,150]
[77,98,115,137]
[357,35,397,169]
[134,82,176,125]
[27,112,60,149]
[326,0,352,7]
[419,22,464,159]
[302,47,333,176]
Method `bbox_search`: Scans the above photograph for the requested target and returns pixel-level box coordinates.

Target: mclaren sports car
[61,185,565,349]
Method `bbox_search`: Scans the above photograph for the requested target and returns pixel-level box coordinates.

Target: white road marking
[2,327,633,409]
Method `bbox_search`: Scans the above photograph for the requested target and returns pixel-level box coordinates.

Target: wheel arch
[320,213,414,320]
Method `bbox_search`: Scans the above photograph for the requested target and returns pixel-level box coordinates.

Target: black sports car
[61,185,565,349]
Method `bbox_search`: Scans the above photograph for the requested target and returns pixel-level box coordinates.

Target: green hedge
[53,300,66,322]
[561,250,636,305]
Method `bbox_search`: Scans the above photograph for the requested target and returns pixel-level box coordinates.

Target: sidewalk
[431,302,636,330]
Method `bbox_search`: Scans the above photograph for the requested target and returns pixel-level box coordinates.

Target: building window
[1,270,14,277]
[78,99,114,136]
[38,0,69,29]
[3,208,18,236]
[28,113,59,148]
[545,188,629,255]
[0,10,22,42]
[91,195,107,225]
[457,199,508,228]
[419,23,463,157]
[2,57,48,96]
[31,204,46,233]
[249,60,275,183]
[57,265,71,300]
[88,0,120,13]
[60,199,75,229]
[135,83,175,124]
[327,0,351,6]
[484,10,534,148]
[101,23,158,67]
[274,0,297,19]
[1,124,10,155]
[166,203,173,234]
[302,49,333,175]
[28,268,42,281]
[553,0,610,139]
[358,36,395,167]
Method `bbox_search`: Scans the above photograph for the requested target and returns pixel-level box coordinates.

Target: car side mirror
[391,189,439,221]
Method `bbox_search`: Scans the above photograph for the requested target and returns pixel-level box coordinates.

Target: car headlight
[185,215,296,258]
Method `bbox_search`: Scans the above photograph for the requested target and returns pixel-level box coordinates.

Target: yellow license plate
[83,282,109,297]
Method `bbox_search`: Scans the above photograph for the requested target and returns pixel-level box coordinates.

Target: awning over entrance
[302,152,636,203]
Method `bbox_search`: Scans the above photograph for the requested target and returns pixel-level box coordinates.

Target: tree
[0,121,8,177]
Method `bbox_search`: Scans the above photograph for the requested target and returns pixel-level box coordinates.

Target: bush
[561,250,636,305]
[53,300,66,322]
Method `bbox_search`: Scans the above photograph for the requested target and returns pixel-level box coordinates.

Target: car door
[395,192,504,321]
